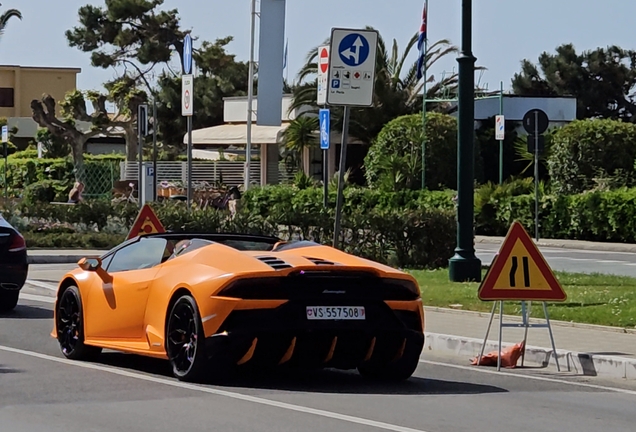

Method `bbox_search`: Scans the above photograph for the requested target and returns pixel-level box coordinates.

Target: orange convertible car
[51,232,425,382]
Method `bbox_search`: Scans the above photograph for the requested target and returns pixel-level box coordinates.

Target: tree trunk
[125,126,138,161]
[71,136,86,181]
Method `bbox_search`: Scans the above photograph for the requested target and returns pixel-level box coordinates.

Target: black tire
[357,338,422,382]
[165,295,208,382]
[0,290,19,312]
[56,286,102,360]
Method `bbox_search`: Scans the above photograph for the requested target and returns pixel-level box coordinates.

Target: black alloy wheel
[166,295,207,382]
[56,286,101,360]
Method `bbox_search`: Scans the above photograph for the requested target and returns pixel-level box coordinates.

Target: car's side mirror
[78,257,102,271]
[78,257,113,284]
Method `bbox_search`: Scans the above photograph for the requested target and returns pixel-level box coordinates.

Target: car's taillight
[8,233,26,252]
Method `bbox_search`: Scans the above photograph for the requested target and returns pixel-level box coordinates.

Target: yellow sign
[478,221,567,302]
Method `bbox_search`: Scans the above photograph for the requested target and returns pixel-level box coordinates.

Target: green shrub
[4,187,458,269]
[548,119,636,194]
[364,112,459,191]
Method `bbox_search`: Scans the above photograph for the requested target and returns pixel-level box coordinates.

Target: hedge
[3,187,458,269]
[10,181,636,265]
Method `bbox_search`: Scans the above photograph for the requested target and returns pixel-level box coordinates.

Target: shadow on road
[0,365,21,374]
[95,352,507,396]
[0,305,53,320]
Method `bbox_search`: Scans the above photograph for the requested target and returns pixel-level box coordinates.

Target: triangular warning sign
[126,204,166,240]
[478,221,567,302]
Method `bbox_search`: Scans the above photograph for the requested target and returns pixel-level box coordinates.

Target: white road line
[0,345,428,432]
[419,359,636,396]
[20,293,55,304]
[25,280,58,291]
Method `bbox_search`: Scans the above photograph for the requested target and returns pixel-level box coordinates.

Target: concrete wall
[0,65,80,118]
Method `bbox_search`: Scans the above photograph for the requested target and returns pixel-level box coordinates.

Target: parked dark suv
[0,216,28,311]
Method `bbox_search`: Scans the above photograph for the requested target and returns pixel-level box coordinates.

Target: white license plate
[306,306,365,320]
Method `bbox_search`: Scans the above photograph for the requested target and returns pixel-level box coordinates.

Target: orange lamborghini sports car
[51,232,425,382]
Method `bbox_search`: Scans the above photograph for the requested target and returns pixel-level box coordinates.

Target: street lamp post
[448,0,482,282]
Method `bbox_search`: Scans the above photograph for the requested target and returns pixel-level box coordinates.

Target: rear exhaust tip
[0,283,20,290]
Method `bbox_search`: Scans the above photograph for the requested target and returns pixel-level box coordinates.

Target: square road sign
[327,28,378,107]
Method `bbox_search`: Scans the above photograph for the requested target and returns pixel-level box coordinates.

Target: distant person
[68,182,84,204]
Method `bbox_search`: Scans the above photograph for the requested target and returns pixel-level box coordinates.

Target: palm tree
[0,4,22,40]
[290,26,466,142]
[281,115,319,173]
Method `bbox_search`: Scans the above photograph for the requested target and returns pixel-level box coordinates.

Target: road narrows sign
[317,46,330,105]
[478,221,567,301]
[127,204,166,240]
[327,28,378,107]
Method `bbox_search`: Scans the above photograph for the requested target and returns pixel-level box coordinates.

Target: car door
[85,236,170,340]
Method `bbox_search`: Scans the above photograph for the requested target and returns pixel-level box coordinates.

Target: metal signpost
[182,33,194,210]
[319,108,330,208]
[522,108,549,241]
[495,81,505,184]
[137,104,148,209]
[2,125,7,200]
[327,28,378,249]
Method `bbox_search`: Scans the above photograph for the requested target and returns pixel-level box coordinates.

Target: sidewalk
[26,239,636,381]
[475,235,636,253]
[423,307,636,380]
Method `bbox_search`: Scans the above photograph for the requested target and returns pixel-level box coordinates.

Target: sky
[1,0,635,94]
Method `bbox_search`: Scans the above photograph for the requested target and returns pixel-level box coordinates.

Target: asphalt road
[476,243,636,277]
[0,266,635,431]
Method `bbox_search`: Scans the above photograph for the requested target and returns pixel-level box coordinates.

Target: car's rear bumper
[0,258,28,291]
[204,300,424,370]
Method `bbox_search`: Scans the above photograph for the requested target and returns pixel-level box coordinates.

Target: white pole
[245,0,257,191]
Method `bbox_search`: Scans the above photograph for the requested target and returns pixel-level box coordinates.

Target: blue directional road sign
[319,109,330,150]
[327,28,378,107]
[183,34,193,75]
[338,33,370,67]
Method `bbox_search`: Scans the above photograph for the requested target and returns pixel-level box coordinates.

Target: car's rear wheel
[357,338,421,381]
[0,290,19,312]
[166,295,208,382]
[56,286,102,360]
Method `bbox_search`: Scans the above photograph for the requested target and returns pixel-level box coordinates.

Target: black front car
[0,217,28,311]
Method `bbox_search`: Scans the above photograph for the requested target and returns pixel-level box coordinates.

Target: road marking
[25,279,58,291]
[20,293,55,304]
[0,345,428,432]
[419,359,636,396]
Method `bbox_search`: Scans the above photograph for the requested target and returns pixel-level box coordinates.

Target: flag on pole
[416,1,427,80]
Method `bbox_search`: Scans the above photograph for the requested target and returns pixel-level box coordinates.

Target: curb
[475,236,636,253]
[424,332,636,380]
[424,306,636,335]
[27,255,88,265]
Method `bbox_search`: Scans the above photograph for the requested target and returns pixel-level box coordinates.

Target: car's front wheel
[0,290,19,312]
[166,295,208,382]
[56,286,102,360]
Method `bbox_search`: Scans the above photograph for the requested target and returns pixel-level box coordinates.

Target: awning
[184,123,289,146]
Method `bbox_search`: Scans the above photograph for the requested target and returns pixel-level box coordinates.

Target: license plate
[306,306,365,320]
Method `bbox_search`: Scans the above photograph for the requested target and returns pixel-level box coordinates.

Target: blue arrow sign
[183,34,193,75]
[338,33,370,67]
[319,109,330,150]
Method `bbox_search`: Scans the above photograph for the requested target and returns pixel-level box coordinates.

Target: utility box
[140,162,155,205]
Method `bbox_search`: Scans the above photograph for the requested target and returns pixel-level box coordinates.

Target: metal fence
[76,161,121,198]
[120,161,263,186]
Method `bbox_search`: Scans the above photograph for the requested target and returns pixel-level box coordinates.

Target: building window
[0,88,14,108]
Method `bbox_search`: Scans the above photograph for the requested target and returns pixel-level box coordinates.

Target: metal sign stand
[477,300,561,372]
[326,28,379,249]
